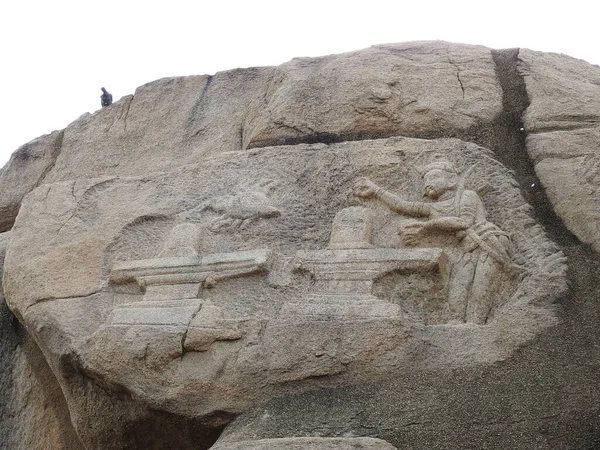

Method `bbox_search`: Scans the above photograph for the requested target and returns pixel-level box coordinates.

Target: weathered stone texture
[211,437,398,449]
[0,131,63,232]
[519,49,600,250]
[1,42,600,450]
[1,232,84,450]
[42,70,273,182]
[245,41,502,148]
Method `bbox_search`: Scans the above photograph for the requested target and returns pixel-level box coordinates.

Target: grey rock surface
[1,42,600,450]
[0,232,84,450]
[519,49,600,250]
[210,437,398,449]
[244,41,502,148]
[0,131,63,232]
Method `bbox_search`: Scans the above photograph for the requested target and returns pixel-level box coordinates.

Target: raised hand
[354,177,380,198]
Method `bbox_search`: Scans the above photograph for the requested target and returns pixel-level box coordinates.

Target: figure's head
[101,87,107,93]
[422,160,459,199]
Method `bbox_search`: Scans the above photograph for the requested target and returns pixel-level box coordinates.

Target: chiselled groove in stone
[490,48,578,246]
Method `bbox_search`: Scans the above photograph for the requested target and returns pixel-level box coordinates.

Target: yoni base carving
[283,247,441,319]
[107,248,270,350]
[111,299,202,328]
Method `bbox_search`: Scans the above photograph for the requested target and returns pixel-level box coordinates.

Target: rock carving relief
[105,152,557,337]
[107,219,272,352]
[355,159,519,325]
[277,157,524,327]
[190,179,281,232]
[5,42,594,450]
[282,206,441,320]
[89,140,568,399]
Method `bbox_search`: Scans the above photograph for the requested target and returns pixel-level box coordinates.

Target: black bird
[100,87,113,107]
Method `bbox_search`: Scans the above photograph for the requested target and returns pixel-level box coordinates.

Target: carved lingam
[281,206,441,319]
[107,223,272,350]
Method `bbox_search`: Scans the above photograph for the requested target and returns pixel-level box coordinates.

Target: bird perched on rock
[100,87,113,107]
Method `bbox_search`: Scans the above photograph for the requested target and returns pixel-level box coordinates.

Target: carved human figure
[355,161,514,324]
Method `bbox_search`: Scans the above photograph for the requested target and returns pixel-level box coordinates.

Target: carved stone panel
[3,136,568,445]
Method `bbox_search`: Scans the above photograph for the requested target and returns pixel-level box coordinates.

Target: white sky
[1,0,598,168]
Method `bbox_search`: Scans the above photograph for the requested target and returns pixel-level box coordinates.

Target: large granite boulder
[518,49,600,250]
[1,42,599,450]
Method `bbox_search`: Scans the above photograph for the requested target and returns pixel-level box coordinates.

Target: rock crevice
[490,48,579,246]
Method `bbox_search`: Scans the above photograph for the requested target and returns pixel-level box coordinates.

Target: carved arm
[376,189,431,218]
[355,177,430,217]
[421,216,470,232]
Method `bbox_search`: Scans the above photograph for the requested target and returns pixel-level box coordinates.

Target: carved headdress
[420,158,460,176]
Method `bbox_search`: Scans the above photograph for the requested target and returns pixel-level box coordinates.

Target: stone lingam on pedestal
[281,206,442,320]
[107,222,272,351]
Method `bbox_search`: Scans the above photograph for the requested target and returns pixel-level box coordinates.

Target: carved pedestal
[108,249,270,327]
[282,247,441,319]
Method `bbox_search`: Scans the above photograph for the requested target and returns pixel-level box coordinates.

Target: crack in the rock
[246,129,442,150]
[456,71,465,99]
[22,290,103,316]
[446,46,465,100]
[121,95,134,132]
[274,120,316,136]
[188,75,213,136]
[489,48,579,246]
[107,95,133,134]
[238,127,244,151]
[34,129,64,189]
[180,303,202,359]
[53,181,78,238]
[527,122,599,134]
